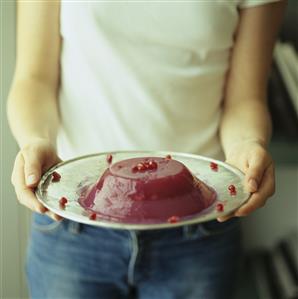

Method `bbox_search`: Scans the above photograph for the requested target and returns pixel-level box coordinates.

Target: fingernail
[248,178,258,192]
[26,174,37,185]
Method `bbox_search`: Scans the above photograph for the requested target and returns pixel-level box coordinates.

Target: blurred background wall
[1,2,31,299]
[1,1,297,299]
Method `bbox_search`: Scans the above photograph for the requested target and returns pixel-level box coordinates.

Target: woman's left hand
[217,140,275,222]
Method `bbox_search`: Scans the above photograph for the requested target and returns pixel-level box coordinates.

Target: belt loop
[183,225,191,238]
[183,223,200,239]
[68,221,82,234]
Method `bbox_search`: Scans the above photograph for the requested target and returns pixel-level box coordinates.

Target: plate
[35,151,250,230]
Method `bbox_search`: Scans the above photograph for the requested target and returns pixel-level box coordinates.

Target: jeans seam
[128,231,139,286]
[68,221,82,234]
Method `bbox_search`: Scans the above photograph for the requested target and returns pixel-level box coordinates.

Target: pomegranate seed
[106,154,113,164]
[132,160,158,172]
[210,162,218,171]
[59,197,68,205]
[228,184,236,191]
[137,163,146,171]
[147,161,158,170]
[89,213,97,220]
[52,171,61,182]
[165,154,172,160]
[216,203,224,212]
[167,216,180,223]
[228,185,237,195]
[132,166,139,173]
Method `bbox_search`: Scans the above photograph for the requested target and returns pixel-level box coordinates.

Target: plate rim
[36,150,251,230]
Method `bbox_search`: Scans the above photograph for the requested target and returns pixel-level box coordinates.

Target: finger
[15,187,47,213]
[22,148,42,187]
[236,164,275,216]
[12,152,63,220]
[217,214,235,222]
[13,154,47,213]
[11,152,22,186]
[42,155,63,174]
[15,180,62,221]
[34,205,63,221]
[244,153,268,193]
[217,213,234,222]
[45,210,64,222]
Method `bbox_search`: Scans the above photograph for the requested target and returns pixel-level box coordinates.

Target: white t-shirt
[57,0,279,161]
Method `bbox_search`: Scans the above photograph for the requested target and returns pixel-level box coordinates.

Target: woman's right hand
[11,138,63,221]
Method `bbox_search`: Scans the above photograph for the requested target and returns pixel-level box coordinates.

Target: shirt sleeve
[239,0,281,9]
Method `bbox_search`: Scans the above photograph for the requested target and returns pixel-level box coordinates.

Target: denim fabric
[26,213,242,299]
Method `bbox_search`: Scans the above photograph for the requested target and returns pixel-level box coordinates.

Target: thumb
[22,150,42,187]
[245,156,266,193]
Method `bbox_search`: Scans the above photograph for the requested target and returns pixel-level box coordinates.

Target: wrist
[224,138,268,158]
[19,135,56,150]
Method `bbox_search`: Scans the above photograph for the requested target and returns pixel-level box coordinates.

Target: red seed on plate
[89,213,97,220]
[228,184,236,191]
[210,162,218,171]
[228,185,237,195]
[52,171,61,182]
[216,203,224,212]
[167,216,180,223]
[165,154,172,160]
[59,197,68,205]
[106,154,113,164]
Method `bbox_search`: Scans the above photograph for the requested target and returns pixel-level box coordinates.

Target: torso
[57,1,241,160]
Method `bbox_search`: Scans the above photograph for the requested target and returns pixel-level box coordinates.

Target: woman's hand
[218,140,275,222]
[11,138,63,221]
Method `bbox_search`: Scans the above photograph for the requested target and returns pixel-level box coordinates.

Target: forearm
[220,98,272,157]
[7,78,60,148]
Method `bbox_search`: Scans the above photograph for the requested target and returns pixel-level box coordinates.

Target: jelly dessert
[79,157,217,223]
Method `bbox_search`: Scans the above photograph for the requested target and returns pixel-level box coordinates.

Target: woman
[7,1,285,298]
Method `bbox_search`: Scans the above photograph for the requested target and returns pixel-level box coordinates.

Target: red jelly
[52,171,61,182]
[79,157,217,224]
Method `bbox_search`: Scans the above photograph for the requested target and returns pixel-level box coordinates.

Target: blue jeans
[26,213,242,299]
